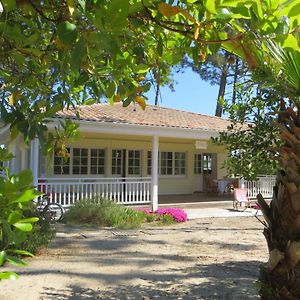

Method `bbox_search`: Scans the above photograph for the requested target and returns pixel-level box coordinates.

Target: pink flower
[135,207,187,222]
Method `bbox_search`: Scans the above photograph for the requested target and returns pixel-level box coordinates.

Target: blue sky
[146,69,219,116]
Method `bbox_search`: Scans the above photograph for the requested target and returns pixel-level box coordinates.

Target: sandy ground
[1,216,268,300]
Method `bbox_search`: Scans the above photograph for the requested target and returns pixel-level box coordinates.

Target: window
[90,149,105,175]
[54,148,70,175]
[72,148,88,174]
[194,153,202,174]
[54,148,106,175]
[160,151,186,176]
[174,152,186,175]
[128,150,141,175]
[203,153,213,174]
[147,151,152,175]
[160,152,173,175]
[112,149,123,175]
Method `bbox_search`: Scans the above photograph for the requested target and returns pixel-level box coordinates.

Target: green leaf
[288,3,300,17]
[132,64,150,74]
[122,98,131,107]
[1,0,16,12]
[9,189,42,204]
[8,211,22,225]
[157,35,163,57]
[0,271,19,280]
[282,34,300,51]
[18,217,39,223]
[205,0,216,13]
[10,249,33,257]
[11,169,33,189]
[107,0,129,29]
[12,222,33,232]
[78,0,85,11]
[6,255,28,266]
[71,38,85,70]
[0,251,6,266]
[57,21,77,45]
[83,98,96,105]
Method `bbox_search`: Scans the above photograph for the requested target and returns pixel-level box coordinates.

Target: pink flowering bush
[136,207,187,223]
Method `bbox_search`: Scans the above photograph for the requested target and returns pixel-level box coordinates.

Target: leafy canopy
[1,0,300,143]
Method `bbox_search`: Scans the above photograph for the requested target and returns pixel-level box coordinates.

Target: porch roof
[55,103,232,132]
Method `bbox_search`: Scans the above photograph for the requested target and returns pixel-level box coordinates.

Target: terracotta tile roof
[55,103,232,132]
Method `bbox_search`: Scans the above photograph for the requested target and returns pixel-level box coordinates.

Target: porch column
[30,138,39,187]
[239,178,245,189]
[151,135,159,211]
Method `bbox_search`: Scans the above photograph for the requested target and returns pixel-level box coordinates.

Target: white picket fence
[38,177,151,207]
[241,175,276,200]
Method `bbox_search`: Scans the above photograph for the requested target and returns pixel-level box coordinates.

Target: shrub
[136,207,188,223]
[20,204,55,254]
[64,198,145,229]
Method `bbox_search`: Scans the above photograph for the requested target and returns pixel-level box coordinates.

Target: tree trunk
[215,52,229,117]
[258,103,300,299]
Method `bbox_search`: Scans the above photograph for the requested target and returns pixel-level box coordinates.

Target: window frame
[111,149,123,176]
[158,151,186,177]
[127,150,141,176]
[53,147,106,176]
[194,153,202,175]
[90,148,106,175]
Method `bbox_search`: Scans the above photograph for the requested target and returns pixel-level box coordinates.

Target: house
[1,103,236,209]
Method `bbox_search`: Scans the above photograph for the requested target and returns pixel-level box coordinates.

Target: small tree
[0,148,41,280]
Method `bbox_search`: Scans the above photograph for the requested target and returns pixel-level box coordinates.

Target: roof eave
[48,118,222,140]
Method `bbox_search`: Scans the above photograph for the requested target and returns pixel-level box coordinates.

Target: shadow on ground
[40,260,261,300]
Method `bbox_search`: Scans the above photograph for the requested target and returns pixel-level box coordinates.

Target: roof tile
[55,103,231,132]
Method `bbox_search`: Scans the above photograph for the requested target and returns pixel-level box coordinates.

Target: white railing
[37,177,151,207]
[241,175,276,200]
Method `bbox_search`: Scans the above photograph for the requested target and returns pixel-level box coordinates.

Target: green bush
[19,205,55,254]
[64,198,146,229]
[159,214,175,225]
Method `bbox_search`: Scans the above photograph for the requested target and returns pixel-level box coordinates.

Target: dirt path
[1,217,268,300]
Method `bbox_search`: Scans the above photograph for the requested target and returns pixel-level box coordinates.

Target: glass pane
[91,149,97,157]
[91,167,97,174]
[81,158,88,165]
[73,167,79,174]
[54,166,61,174]
[91,158,97,165]
[99,149,105,157]
[81,167,88,174]
[73,157,80,165]
[54,157,61,165]
[62,166,69,174]
[81,149,88,156]
[99,158,105,166]
[73,148,80,156]
[99,167,104,174]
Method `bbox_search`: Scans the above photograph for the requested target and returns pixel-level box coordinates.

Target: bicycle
[36,195,64,222]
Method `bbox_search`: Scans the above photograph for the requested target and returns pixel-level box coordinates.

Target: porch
[38,175,275,209]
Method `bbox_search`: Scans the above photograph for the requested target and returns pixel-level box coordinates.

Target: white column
[151,135,159,211]
[30,138,39,187]
[239,177,245,189]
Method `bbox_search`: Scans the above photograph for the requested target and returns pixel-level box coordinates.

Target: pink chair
[233,188,250,211]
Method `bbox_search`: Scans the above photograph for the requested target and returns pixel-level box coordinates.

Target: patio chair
[204,176,218,194]
[233,188,251,211]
